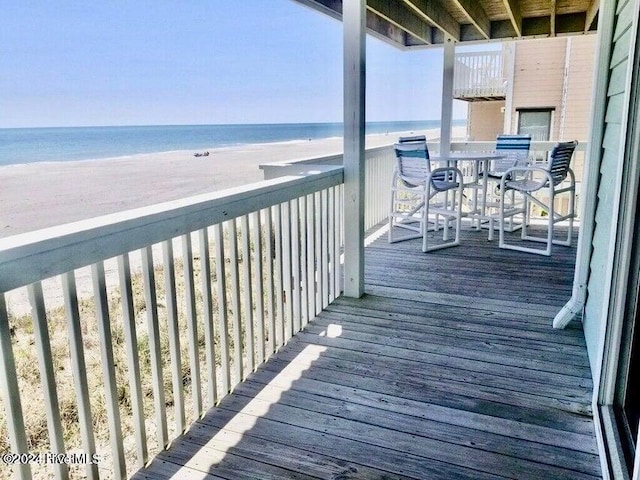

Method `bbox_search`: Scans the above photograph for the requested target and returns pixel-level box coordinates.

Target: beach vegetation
[0,223,277,479]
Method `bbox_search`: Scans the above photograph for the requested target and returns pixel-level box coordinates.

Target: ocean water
[0,120,464,167]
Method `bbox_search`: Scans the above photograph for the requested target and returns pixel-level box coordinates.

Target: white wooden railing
[261,145,395,232]
[454,51,507,99]
[0,168,343,479]
[452,140,587,218]
[262,140,588,222]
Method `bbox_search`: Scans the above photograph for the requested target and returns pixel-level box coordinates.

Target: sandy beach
[0,127,463,238]
[1,127,465,316]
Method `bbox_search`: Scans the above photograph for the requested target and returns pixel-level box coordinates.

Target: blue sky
[0,1,469,128]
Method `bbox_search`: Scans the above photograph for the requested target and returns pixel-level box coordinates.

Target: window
[517,108,553,141]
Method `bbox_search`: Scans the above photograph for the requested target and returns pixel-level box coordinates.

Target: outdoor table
[429,152,507,238]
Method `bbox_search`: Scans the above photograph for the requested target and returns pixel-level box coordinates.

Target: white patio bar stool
[388,136,464,252]
[498,140,578,256]
[483,134,532,239]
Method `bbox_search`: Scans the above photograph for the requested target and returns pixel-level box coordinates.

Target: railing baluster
[281,201,293,341]
[182,233,202,418]
[61,272,99,479]
[314,191,322,315]
[299,197,309,328]
[328,187,336,302]
[213,223,230,395]
[338,186,344,255]
[116,255,148,469]
[240,215,255,373]
[162,240,185,434]
[251,211,265,364]
[262,207,276,356]
[199,228,217,408]
[306,194,316,325]
[140,246,168,449]
[370,156,376,230]
[228,219,243,386]
[334,185,342,297]
[273,204,284,349]
[0,295,30,480]
[291,199,301,333]
[91,262,126,479]
[321,190,329,309]
[365,161,372,229]
[28,282,68,480]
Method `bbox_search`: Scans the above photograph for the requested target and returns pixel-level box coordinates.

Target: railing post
[440,37,455,155]
[343,0,366,298]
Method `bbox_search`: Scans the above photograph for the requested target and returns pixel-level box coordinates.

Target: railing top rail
[446,140,588,152]
[259,143,393,169]
[0,166,343,293]
[455,51,505,60]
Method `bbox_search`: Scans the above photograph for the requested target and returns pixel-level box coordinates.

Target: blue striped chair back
[549,140,578,185]
[394,136,431,187]
[493,134,532,174]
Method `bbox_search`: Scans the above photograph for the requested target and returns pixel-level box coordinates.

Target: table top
[429,152,506,161]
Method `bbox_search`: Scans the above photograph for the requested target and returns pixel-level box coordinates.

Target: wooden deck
[133,226,601,479]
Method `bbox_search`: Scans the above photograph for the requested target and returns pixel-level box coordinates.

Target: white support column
[343,0,366,298]
[503,42,516,133]
[440,38,455,155]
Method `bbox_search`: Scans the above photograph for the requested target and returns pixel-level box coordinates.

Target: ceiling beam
[365,11,414,47]
[367,0,433,44]
[292,0,416,48]
[585,0,599,31]
[450,0,491,39]
[550,0,557,36]
[402,0,460,41]
[502,0,523,36]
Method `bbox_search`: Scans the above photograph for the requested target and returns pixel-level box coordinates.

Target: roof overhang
[292,0,598,49]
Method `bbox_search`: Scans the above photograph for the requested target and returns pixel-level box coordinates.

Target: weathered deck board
[133,226,601,479]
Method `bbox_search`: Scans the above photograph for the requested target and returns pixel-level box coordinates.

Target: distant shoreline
[0,126,465,239]
[0,120,466,167]
[1,126,466,317]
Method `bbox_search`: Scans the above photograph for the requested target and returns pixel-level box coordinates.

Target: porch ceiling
[293,0,598,48]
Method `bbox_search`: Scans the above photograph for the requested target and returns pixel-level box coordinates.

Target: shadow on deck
[133,226,600,479]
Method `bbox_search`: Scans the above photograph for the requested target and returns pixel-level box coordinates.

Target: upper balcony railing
[454,51,508,101]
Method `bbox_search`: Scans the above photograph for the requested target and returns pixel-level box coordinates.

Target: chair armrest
[500,165,553,193]
[501,165,547,177]
[429,166,464,192]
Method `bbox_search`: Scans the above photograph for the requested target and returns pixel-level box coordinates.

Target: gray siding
[583,0,635,375]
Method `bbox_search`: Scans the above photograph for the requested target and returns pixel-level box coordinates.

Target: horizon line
[0,119,468,131]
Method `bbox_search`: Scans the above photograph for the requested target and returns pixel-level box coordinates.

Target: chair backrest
[393,136,431,187]
[494,134,532,173]
[548,140,578,185]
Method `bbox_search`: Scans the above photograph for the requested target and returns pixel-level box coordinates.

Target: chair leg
[545,200,553,256]
[388,188,395,243]
[422,199,431,252]
[422,184,462,253]
[521,196,529,239]
[388,179,426,244]
[499,186,506,249]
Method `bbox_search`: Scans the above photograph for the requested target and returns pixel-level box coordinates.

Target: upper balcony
[454,51,508,102]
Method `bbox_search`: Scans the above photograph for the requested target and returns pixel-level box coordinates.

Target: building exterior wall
[508,37,567,139]
[561,35,598,141]
[467,101,505,140]
[465,35,597,143]
[584,0,635,380]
